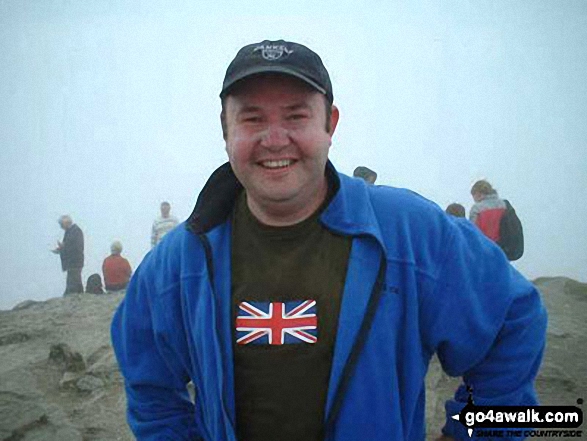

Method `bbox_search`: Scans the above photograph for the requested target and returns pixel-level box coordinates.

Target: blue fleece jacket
[111,163,546,441]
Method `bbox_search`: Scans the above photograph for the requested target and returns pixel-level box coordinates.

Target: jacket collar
[186,161,385,247]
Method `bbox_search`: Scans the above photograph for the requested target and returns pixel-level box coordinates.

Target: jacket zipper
[198,233,236,440]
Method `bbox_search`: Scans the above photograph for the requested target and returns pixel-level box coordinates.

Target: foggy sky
[1,0,586,310]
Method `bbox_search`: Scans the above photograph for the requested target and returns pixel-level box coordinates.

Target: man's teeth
[261,159,292,169]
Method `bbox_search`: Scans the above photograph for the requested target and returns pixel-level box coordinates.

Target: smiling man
[111,40,546,441]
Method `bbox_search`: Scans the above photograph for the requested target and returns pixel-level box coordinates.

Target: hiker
[445,203,466,218]
[470,180,524,261]
[86,273,105,294]
[102,241,132,292]
[111,40,546,441]
[469,180,507,241]
[353,166,377,184]
[52,215,84,295]
[151,201,179,248]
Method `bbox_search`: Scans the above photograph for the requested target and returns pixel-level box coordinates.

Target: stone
[60,372,81,388]
[12,299,39,311]
[48,343,86,372]
[76,375,105,392]
[0,332,31,346]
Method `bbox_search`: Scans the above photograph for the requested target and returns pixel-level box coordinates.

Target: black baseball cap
[220,40,333,104]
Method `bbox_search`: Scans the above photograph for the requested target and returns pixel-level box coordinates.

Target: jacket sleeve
[111,264,203,441]
[421,221,547,441]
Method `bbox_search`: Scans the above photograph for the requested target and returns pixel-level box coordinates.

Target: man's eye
[243,116,262,123]
[287,114,307,121]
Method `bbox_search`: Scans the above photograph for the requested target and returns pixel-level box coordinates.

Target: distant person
[353,166,377,184]
[445,203,466,218]
[470,180,524,261]
[52,215,84,295]
[102,241,132,292]
[151,201,179,248]
[86,273,105,294]
[469,180,507,242]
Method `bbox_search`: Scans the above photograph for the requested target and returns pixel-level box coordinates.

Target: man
[112,40,546,441]
[150,201,179,247]
[102,241,132,292]
[353,165,377,184]
[52,215,84,295]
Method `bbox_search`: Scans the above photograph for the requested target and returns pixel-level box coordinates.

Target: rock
[76,375,105,392]
[48,343,86,372]
[0,391,47,440]
[547,327,569,338]
[0,331,30,346]
[0,293,131,440]
[60,372,81,389]
[12,299,39,311]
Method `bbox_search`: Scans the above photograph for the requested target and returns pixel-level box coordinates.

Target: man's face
[223,75,339,218]
[161,204,171,217]
[59,219,70,230]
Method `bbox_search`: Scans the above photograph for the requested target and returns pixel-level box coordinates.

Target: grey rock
[12,300,39,311]
[60,371,81,389]
[0,332,31,346]
[48,343,86,372]
[76,375,105,392]
[0,390,47,440]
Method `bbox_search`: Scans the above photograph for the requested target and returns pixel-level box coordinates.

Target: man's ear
[328,105,340,137]
[220,110,228,141]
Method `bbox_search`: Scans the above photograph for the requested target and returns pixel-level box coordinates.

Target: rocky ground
[0,277,585,440]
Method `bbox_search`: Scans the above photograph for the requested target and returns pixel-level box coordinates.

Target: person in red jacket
[102,241,132,292]
[469,180,507,242]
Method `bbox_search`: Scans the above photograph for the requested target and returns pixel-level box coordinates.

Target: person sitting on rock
[86,273,104,294]
[102,241,132,292]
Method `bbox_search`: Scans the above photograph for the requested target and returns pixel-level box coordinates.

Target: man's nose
[260,124,290,149]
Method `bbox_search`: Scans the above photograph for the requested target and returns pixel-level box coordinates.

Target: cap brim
[221,65,327,97]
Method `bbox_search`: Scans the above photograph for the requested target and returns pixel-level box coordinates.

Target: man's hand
[52,241,63,254]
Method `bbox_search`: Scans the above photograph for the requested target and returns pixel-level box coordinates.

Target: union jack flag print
[236,300,318,345]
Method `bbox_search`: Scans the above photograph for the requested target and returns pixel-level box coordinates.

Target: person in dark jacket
[353,166,377,184]
[52,215,84,295]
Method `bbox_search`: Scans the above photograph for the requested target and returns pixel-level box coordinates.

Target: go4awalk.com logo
[451,387,584,438]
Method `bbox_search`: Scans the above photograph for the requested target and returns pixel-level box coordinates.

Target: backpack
[497,200,524,261]
[86,273,105,294]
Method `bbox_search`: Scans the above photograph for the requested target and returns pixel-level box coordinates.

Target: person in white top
[151,201,179,248]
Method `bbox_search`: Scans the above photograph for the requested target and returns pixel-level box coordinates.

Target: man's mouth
[259,159,295,169]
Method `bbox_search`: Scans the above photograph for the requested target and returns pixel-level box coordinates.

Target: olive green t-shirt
[231,191,352,441]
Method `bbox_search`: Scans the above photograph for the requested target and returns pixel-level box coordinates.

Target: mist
[1,0,586,310]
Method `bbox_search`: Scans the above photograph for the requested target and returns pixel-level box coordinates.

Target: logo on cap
[253,44,293,61]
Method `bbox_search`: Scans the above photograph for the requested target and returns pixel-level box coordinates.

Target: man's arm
[421,221,547,441]
[469,204,480,224]
[111,264,203,441]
